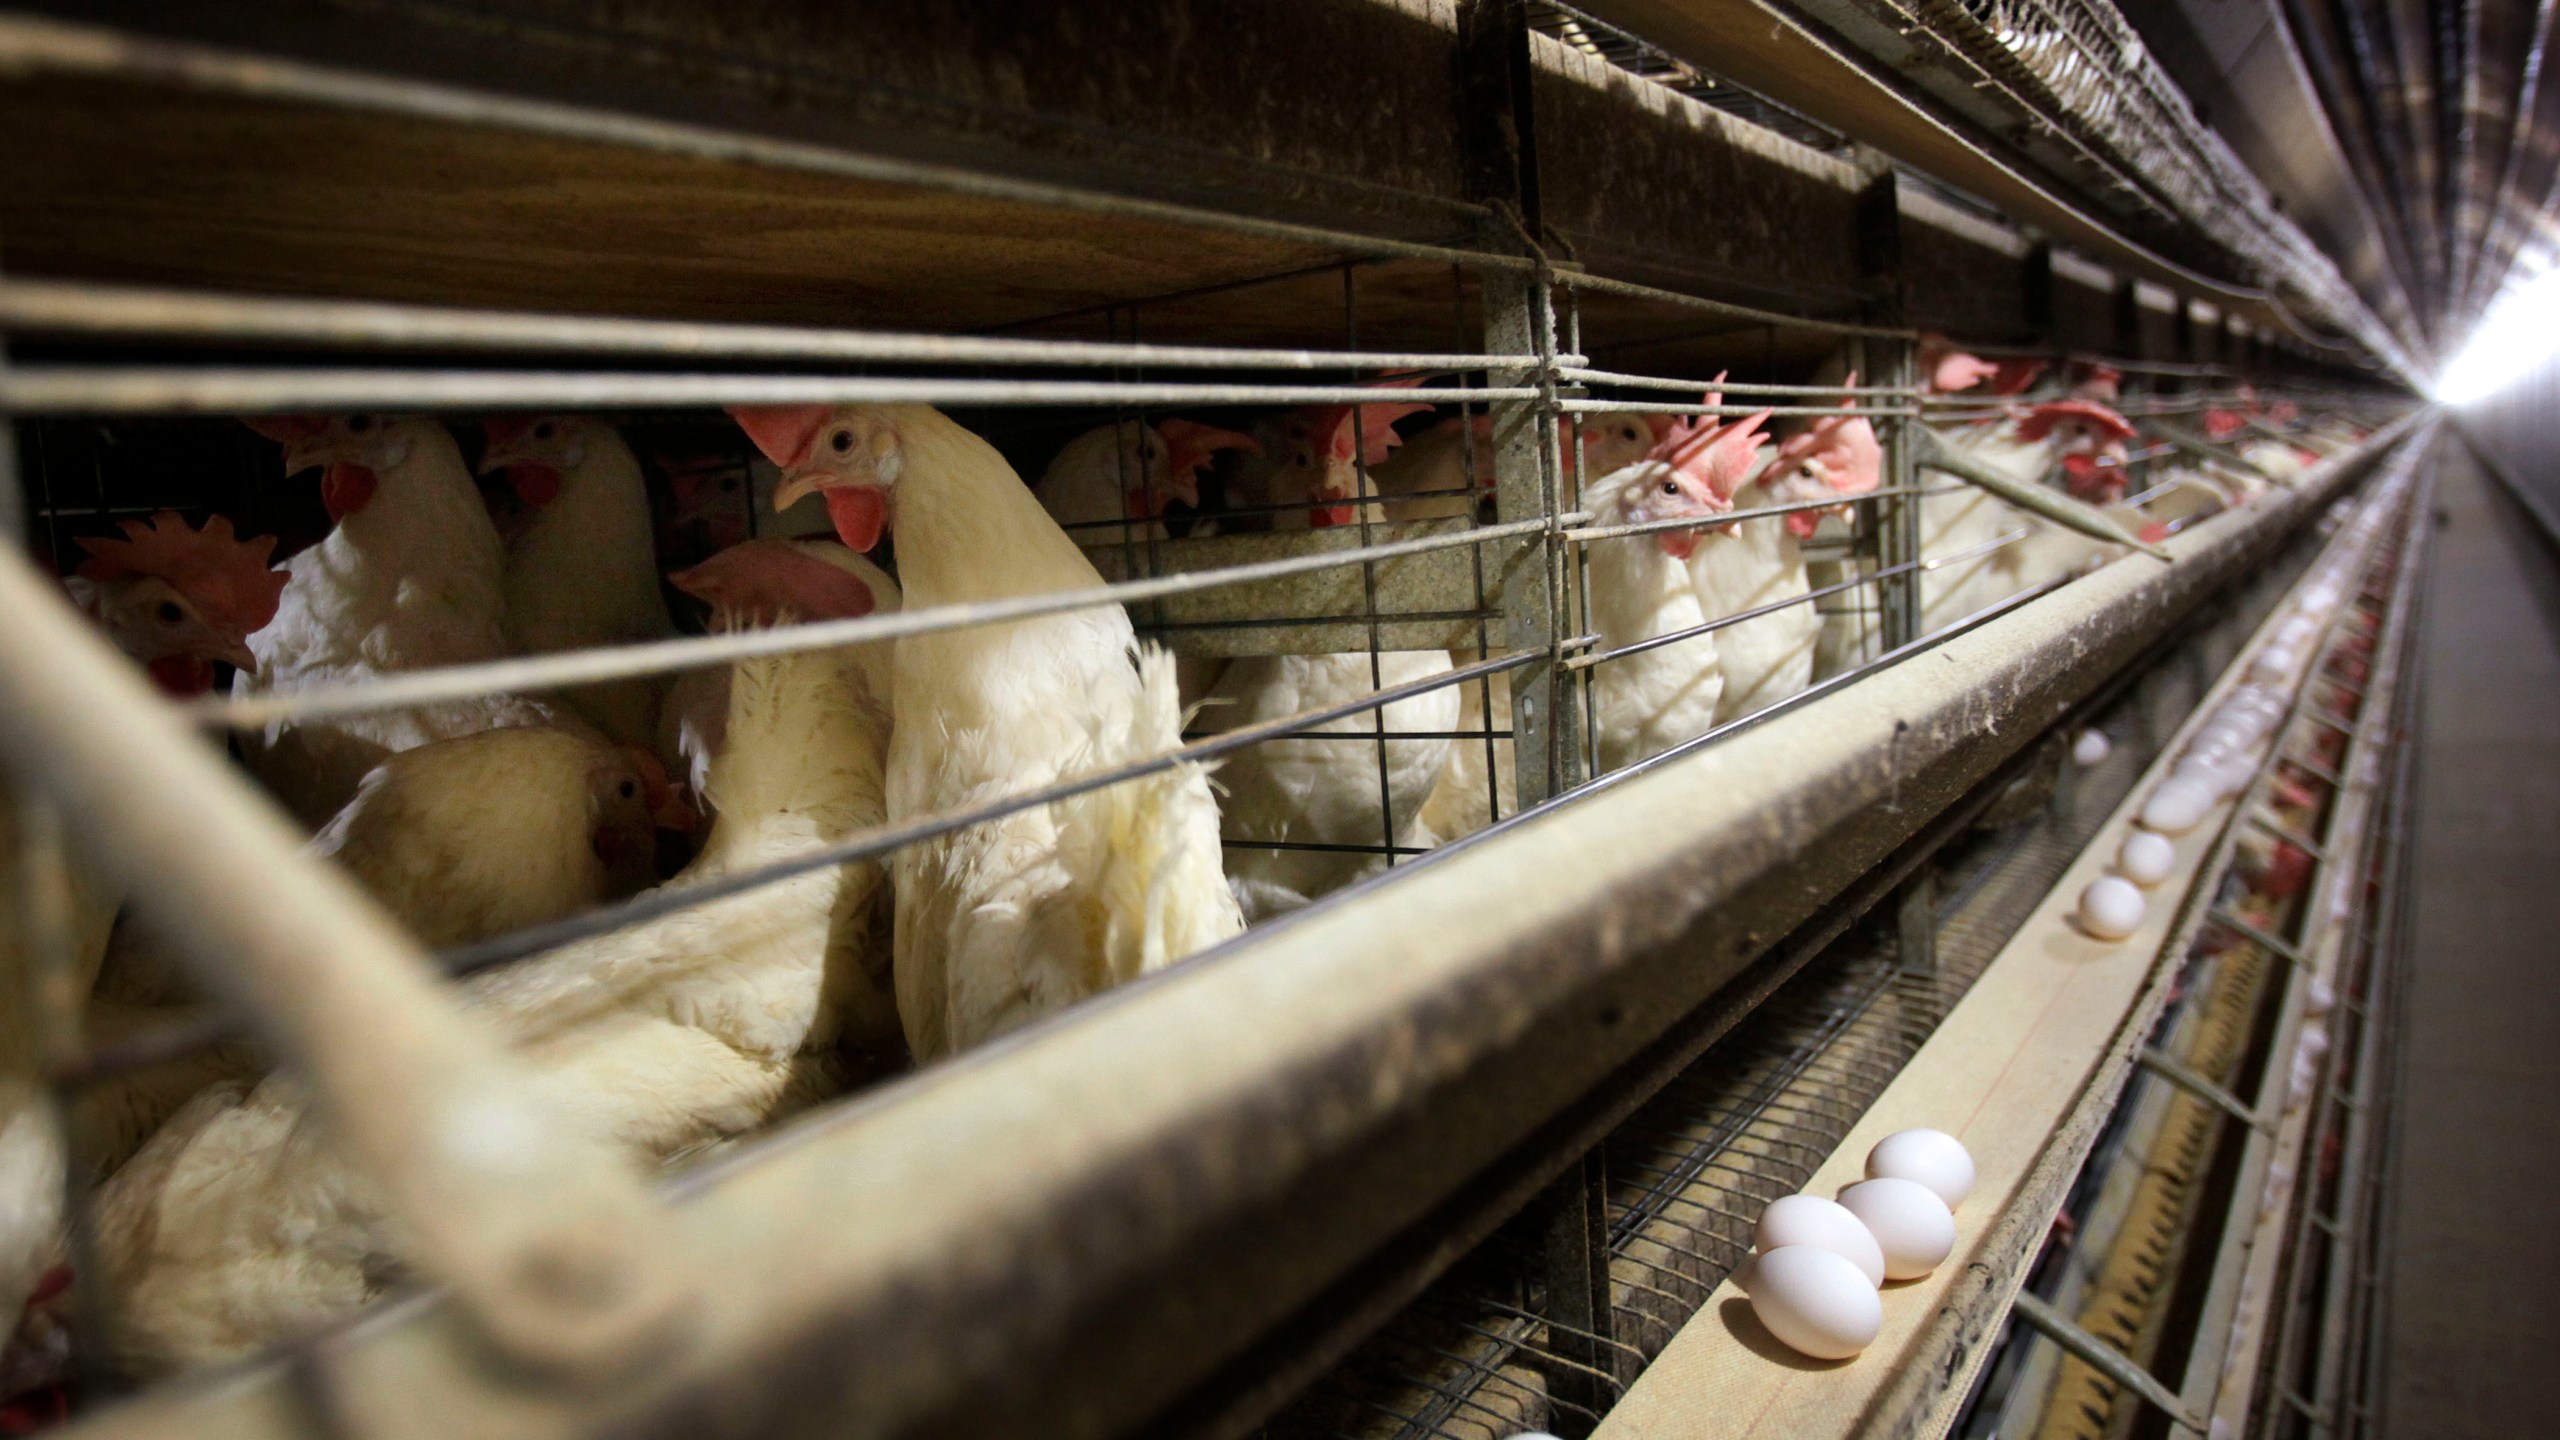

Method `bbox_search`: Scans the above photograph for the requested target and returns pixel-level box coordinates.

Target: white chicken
[87,536,900,1375]
[1580,405,1770,771]
[478,415,676,749]
[81,724,690,1183]
[236,415,563,827]
[734,401,1241,1061]
[1036,417,1257,542]
[1688,382,1882,723]
[1192,399,1460,919]
[1919,396,2137,630]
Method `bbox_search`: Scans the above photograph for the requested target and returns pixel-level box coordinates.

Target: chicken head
[2018,399,2138,502]
[1764,375,1884,538]
[242,413,430,522]
[1269,380,1432,528]
[592,744,691,883]
[733,404,900,552]
[478,413,601,509]
[1153,418,1258,513]
[69,511,287,695]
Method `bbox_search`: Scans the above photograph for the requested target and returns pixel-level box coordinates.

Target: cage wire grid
[1255,492,2367,1440]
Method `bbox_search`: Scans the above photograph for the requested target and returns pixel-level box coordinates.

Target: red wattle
[823,485,889,552]
[322,462,380,522]
[1312,504,1354,528]
[1658,530,1700,561]
[146,654,218,697]
[506,462,565,509]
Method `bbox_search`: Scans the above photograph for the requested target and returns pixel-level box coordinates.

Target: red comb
[669,538,879,623]
[73,512,287,641]
[727,404,836,469]
[1989,358,2049,396]
[1925,348,2000,394]
[1302,375,1433,469]
[1155,418,1258,479]
[1772,371,1882,496]
[1647,384,1772,506]
[2016,399,2137,444]
[2203,408,2248,441]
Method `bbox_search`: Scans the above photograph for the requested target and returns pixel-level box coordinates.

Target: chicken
[2,514,285,1381]
[479,415,675,749]
[1411,412,1660,844]
[1037,417,1257,543]
[1691,383,1881,722]
[733,402,1241,1061]
[236,415,563,827]
[656,536,897,807]
[1229,383,1431,528]
[1580,404,1770,771]
[1190,400,1469,918]
[1919,396,2139,630]
[86,537,900,1375]
[82,725,693,1186]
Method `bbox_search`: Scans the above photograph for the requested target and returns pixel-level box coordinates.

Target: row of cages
[0,254,2403,1420]
[0,2,2413,1434]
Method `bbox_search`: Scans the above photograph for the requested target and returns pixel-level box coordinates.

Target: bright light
[2434,264,2560,405]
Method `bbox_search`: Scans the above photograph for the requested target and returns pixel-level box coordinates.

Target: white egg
[1757,1194,1886,1286]
[2078,876,2147,940]
[2071,729,2111,766]
[2250,647,2297,684]
[1865,1128,1976,1209]
[2118,830,2177,886]
[2140,777,2215,834]
[1747,1245,1884,1360]
[1837,1178,1958,1281]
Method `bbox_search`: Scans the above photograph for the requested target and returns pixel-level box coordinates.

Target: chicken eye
[347,415,374,433]
[533,421,556,441]
[1619,424,1641,442]
[830,429,855,454]
[1661,479,1680,496]
[155,600,185,626]
[1295,451,1315,468]
[718,477,739,493]
[618,779,638,801]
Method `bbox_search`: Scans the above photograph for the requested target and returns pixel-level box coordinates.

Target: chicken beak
[279,437,327,477]
[771,471,822,514]
[210,634,259,672]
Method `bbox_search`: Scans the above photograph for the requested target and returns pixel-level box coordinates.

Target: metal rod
[0,366,1535,415]
[2012,1291,2208,1434]
[2138,1047,2274,1133]
[0,277,1548,373]
[1558,483,1927,544]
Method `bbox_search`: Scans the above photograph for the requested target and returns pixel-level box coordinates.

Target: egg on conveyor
[2078,876,2146,940]
[2139,777,2215,835]
[1746,1245,1885,1360]
[2072,729,2111,766]
[1757,1193,1886,1286]
[1838,1178,1957,1281]
[2118,830,2177,886]
[1865,1128,1976,1209]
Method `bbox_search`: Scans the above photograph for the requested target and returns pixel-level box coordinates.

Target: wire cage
[0,3,2420,1437]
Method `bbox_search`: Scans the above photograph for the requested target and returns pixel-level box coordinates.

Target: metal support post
[1535,1147,1616,1437]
